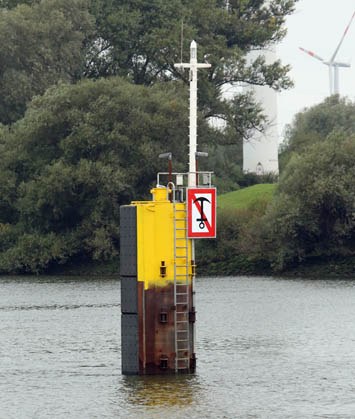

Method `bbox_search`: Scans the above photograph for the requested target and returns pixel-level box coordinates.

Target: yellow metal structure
[126,187,195,373]
[132,188,192,290]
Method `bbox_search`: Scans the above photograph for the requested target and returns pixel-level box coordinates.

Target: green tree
[0,0,93,124]
[0,0,35,8]
[263,131,355,270]
[87,0,295,87]
[0,0,298,190]
[280,95,355,171]
[0,76,215,272]
[86,0,297,153]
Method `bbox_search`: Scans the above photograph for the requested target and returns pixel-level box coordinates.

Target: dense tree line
[0,77,206,272]
[266,96,355,270]
[0,0,297,273]
[198,96,355,275]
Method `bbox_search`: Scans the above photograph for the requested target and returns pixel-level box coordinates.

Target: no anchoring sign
[187,188,216,238]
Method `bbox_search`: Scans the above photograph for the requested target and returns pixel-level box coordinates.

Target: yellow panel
[130,188,192,290]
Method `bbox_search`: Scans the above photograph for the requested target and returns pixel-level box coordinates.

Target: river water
[1,276,355,418]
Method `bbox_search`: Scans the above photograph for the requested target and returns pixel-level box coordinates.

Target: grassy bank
[196,184,275,276]
[198,183,355,278]
[218,184,276,210]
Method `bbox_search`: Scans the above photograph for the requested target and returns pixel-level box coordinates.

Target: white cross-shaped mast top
[174,40,211,187]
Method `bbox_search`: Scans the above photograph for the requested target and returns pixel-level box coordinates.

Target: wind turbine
[299,11,355,95]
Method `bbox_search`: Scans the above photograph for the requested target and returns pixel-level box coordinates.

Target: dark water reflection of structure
[2,275,355,418]
[122,374,200,407]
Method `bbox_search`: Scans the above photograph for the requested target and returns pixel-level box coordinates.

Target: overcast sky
[277,0,355,141]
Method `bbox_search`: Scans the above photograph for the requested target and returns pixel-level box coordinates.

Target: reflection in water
[121,374,200,408]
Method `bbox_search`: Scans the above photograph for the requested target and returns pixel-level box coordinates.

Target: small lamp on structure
[195,151,208,186]
[159,152,173,200]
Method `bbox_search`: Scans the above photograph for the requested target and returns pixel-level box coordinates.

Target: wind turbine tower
[299,11,355,95]
[242,0,281,176]
[243,46,280,176]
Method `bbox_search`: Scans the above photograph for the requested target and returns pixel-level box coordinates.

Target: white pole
[174,40,211,187]
[189,40,198,187]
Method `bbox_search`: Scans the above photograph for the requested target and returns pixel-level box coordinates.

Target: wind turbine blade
[299,47,325,62]
[330,11,355,63]
[334,62,351,68]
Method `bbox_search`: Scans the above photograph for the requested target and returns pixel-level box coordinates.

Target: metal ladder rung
[173,201,190,372]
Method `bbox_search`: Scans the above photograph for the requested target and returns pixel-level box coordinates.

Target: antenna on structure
[180,19,184,63]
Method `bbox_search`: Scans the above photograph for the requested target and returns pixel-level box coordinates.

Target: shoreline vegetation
[197,179,355,280]
[39,183,355,280]
[41,255,355,279]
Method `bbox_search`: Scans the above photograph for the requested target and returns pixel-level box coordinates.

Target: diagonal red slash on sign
[191,193,212,232]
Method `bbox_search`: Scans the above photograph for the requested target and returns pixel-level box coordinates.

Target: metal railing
[157,171,213,203]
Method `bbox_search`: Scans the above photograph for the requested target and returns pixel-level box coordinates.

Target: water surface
[1,276,355,418]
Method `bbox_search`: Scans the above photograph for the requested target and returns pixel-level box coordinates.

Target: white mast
[174,40,211,187]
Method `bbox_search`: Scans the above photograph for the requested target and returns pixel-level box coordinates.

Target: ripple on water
[1,276,355,418]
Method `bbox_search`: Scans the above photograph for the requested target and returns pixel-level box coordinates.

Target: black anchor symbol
[193,197,210,229]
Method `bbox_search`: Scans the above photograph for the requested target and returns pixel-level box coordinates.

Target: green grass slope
[218,183,276,210]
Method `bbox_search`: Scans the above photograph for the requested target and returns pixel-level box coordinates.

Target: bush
[196,200,272,276]
[262,131,355,271]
